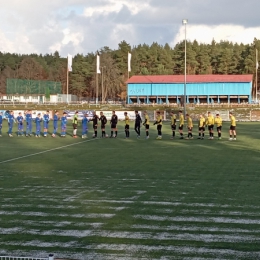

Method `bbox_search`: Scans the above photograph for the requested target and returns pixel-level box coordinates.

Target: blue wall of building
[128,82,252,96]
[128,84,152,96]
[127,82,252,104]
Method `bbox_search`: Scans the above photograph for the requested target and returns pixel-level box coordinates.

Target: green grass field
[0,121,260,259]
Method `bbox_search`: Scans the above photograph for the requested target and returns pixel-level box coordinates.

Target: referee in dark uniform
[110,111,118,138]
[90,111,99,138]
[99,112,107,138]
[134,110,142,138]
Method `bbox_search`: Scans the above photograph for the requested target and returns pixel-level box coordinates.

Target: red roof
[126,75,253,84]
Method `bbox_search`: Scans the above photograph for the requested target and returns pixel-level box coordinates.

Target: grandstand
[126,74,253,105]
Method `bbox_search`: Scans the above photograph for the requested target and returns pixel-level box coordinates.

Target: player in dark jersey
[72,111,78,138]
[99,112,108,138]
[90,111,99,138]
[143,111,150,139]
[124,112,130,138]
[170,112,177,139]
[110,111,118,138]
[134,110,142,138]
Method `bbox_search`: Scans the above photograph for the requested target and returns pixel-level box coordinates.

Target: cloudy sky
[0,0,260,56]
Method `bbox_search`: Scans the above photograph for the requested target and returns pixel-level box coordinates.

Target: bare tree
[91,52,122,102]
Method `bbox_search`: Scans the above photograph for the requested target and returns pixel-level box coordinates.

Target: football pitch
[0,122,260,259]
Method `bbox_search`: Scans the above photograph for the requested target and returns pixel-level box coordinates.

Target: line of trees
[0,38,259,99]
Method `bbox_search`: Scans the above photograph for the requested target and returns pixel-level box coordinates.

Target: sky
[0,0,260,57]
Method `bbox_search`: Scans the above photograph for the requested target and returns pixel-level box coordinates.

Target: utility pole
[256,49,258,101]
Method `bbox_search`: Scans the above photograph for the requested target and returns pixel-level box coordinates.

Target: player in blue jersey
[43,110,50,137]
[52,110,59,138]
[82,113,89,139]
[8,111,15,137]
[16,112,24,136]
[26,110,33,137]
[34,113,42,137]
[0,112,2,137]
[61,112,67,137]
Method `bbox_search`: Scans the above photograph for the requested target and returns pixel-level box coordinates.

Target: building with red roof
[126,74,253,104]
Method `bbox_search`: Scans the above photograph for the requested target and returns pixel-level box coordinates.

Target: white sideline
[0,138,97,165]
[0,130,135,165]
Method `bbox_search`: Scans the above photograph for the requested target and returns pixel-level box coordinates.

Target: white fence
[0,256,52,260]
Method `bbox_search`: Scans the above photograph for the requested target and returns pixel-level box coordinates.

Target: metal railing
[0,256,52,260]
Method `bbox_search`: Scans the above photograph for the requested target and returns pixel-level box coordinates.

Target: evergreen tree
[0,38,259,97]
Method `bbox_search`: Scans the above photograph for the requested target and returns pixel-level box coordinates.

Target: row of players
[0,110,68,137]
[0,110,237,140]
[176,111,237,140]
[125,110,236,141]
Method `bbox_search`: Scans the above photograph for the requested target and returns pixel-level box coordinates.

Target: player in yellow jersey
[143,111,150,139]
[206,111,215,140]
[178,110,184,139]
[153,111,163,139]
[215,113,223,140]
[198,114,205,139]
[170,112,177,139]
[229,112,237,140]
[185,114,193,139]
[124,112,130,138]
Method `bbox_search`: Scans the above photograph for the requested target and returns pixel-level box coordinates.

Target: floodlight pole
[182,19,188,115]
[256,49,258,101]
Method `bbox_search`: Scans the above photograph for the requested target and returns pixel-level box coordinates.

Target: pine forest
[0,38,260,100]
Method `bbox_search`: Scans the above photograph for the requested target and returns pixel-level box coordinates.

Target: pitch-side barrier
[0,255,54,260]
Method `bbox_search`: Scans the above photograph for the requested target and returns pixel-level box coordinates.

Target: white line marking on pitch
[0,130,130,165]
[0,138,97,165]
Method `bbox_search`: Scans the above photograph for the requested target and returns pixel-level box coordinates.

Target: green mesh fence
[6,79,62,95]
